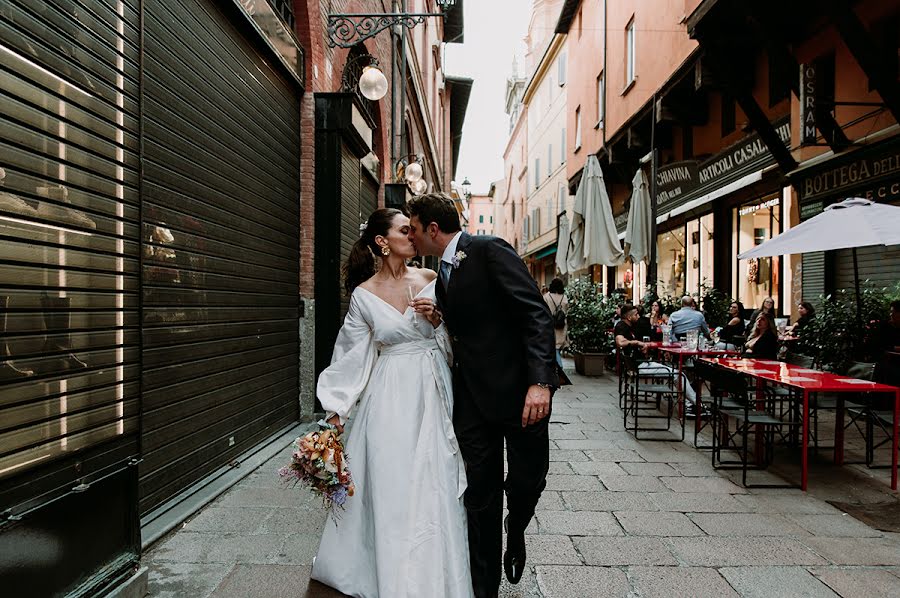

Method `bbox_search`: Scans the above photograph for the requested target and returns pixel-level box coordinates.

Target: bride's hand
[410,298,442,328]
[326,414,344,434]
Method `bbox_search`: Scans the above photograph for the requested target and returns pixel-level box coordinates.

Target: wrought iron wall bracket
[327,13,445,48]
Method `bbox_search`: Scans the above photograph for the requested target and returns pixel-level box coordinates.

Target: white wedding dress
[311,280,473,598]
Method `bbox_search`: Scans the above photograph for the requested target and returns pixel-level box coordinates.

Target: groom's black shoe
[503,514,526,584]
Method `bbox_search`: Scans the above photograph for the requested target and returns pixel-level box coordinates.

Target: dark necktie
[440,259,452,290]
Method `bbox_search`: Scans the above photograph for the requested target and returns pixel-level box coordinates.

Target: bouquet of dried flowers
[279,421,354,518]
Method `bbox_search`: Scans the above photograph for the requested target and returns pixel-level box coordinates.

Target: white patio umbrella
[567,155,624,273]
[624,168,652,264]
[738,197,900,317]
[555,212,571,275]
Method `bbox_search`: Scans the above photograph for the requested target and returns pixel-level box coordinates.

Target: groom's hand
[522,384,551,427]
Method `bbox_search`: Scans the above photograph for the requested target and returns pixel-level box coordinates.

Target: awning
[534,245,557,260]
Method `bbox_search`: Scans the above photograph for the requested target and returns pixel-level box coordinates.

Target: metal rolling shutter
[834,245,900,292]
[802,252,826,304]
[139,0,300,514]
[339,144,362,318]
[0,0,141,503]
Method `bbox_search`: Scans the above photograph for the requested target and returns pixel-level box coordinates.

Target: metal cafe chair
[693,359,744,450]
[621,352,681,441]
[844,362,894,468]
[711,367,800,488]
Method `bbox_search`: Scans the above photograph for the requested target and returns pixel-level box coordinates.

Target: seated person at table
[668,295,711,340]
[883,301,900,353]
[616,304,698,405]
[748,296,775,330]
[615,304,645,356]
[743,314,778,359]
[633,305,654,341]
[716,301,746,350]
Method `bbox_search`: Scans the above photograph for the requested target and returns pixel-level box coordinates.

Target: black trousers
[453,390,549,598]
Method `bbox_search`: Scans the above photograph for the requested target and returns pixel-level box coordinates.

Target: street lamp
[396,154,428,195]
[461,176,471,201]
[327,0,456,48]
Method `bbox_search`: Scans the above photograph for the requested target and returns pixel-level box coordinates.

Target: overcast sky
[444,1,531,195]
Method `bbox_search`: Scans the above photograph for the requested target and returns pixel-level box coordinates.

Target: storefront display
[685,213,715,297]
[734,195,782,312]
[657,227,686,298]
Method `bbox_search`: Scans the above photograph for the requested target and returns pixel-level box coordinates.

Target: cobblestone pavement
[146,364,900,597]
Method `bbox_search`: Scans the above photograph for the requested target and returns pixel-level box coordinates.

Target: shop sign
[656,115,791,210]
[738,197,780,216]
[796,136,900,204]
[799,63,817,146]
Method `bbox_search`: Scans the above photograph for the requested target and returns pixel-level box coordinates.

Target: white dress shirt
[441,231,464,265]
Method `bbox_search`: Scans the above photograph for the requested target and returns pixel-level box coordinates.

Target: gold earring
[381,246,390,256]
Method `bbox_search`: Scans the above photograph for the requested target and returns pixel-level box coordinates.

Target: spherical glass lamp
[404,161,424,183]
[358,65,388,101]
[410,178,428,195]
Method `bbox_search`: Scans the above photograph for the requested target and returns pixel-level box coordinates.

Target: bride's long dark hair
[343,208,403,295]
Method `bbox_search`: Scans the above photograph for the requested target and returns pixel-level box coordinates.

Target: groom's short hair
[407,193,463,234]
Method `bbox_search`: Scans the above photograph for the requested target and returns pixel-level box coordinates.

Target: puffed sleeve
[317,292,377,424]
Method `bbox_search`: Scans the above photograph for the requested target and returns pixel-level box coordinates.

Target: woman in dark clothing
[743,314,778,359]
[718,301,746,347]
[748,296,775,330]
[792,301,816,336]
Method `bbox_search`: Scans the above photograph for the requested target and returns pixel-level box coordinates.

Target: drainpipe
[602,0,608,149]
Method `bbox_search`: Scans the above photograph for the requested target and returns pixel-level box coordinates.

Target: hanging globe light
[410,178,428,195]
[404,161,424,183]
[358,65,388,101]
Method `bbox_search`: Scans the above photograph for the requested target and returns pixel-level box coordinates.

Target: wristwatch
[536,382,554,390]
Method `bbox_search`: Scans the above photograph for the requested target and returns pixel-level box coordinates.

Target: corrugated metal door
[339,144,361,318]
[139,0,300,514]
[834,245,900,292]
[0,0,141,500]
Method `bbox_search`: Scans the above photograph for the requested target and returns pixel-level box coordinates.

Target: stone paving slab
[615,511,704,536]
[561,490,658,512]
[535,510,623,536]
[569,460,629,477]
[669,537,828,567]
[583,449,646,463]
[209,564,341,598]
[536,490,566,511]
[523,535,583,565]
[618,461,679,477]
[147,562,231,598]
[733,493,843,514]
[627,565,740,598]
[599,474,668,492]
[661,476,747,494]
[573,536,677,566]
[785,513,885,537]
[802,537,900,565]
[719,566,839,598]
[688,513,811,537]
[544,474,604,491]
[648,492,750,513]
[548,449,590,462]
[810,566,900,598]
[534,565,629,598]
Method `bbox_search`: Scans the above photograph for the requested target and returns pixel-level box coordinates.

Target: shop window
[685,214,715,297]
[657,226,687,298]
[734,195,782,314]
[721,93,736,137]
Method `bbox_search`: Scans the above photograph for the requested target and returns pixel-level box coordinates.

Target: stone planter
[573,351,607,376]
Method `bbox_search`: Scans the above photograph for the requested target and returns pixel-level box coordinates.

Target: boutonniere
[451,250,467,269]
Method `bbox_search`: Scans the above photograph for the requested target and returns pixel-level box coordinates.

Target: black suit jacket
[436,233,557,424]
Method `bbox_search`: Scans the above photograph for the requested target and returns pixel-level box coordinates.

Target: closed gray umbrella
[624,168,652,264]
[567,155,624,272]
[556,212,571,275]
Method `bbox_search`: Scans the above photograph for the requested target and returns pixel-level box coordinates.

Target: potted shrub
[565,279,616,376]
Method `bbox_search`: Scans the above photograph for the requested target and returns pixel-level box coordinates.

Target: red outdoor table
[701,357,900,491]
[659,346,740,415]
